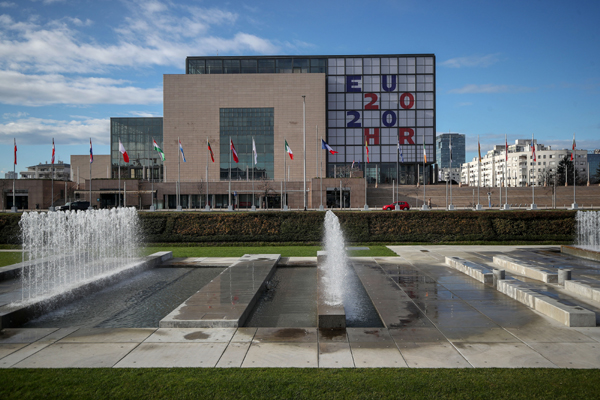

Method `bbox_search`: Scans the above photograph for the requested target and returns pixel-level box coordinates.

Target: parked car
[57,201,90,211]
[382,201,410,211]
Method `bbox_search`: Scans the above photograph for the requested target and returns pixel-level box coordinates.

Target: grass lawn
[0,251,22,268]
[1,368,599,399]
[142,245,397,258]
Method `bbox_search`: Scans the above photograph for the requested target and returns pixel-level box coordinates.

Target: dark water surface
[24,267,224,329]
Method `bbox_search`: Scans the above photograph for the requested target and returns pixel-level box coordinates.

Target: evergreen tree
[595,163,600,184]
[556,155,574,185]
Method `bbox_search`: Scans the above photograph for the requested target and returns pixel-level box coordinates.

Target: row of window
[189,58,327,74]
[326,145,435,163]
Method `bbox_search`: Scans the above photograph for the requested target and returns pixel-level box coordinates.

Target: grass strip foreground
[1,368,599,399]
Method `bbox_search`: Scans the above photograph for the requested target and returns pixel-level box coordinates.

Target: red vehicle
[382,201,410,211]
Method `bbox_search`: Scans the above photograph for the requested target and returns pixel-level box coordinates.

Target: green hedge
[0,210,577,245]
[139,210,576,244]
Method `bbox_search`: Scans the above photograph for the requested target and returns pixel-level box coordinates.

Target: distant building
[589,151,600,184]
[436,133,465,169]
[4,171,17,179]
[461,139,588,187]
[20,161,70,181]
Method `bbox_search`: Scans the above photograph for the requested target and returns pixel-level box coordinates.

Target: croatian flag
[51,138,55,164]
[119,139,129,163]
[90,138,93,163]
[321,139,338,155]
[230,139,239,163]
[179,138,186,162]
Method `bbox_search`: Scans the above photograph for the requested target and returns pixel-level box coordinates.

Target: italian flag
[285,140,293,160]
[119,139,129,163]
[153,139,165,161]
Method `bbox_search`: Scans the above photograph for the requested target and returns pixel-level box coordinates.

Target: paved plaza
[2,245,600,368]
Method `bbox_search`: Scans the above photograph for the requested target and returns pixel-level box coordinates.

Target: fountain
[317,210,349,328]
[19,208,141,302]
[0,208,172,329]
[561,211,600,261]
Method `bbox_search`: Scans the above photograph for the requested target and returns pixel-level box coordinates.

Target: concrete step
[445,256,494,285]
[493,255,559,283]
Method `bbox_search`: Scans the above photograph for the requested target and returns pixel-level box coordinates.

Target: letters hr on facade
[326,56,435,165]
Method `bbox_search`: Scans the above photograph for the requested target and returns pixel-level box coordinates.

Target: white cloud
[449,84,536,94]
[441,54,501,68]
[0,70,162,106]
[0,2,16,7]
[0,116,109,145]
[3,111,29,119]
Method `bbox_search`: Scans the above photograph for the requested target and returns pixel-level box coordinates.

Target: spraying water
[19,208,140,303]
[576,211,600,251]
[322,210,348,305]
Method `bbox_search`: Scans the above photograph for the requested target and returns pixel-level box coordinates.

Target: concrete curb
[496,279,596,327]
[493,255,558,283]
[445,256,494,285]
[564,279,600,304]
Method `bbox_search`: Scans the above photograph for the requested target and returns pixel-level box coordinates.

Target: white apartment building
[439,167,461,183]
[20,161,71,181]
[461,139,587,187]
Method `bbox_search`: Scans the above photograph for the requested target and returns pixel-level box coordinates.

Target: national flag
[90,138,93,163]
[13,138,16,165]
[505,134,508,162]
[423,139,427,163]
[478,136,482,163]
[51,138,55,164]
[252,138,258,165]
[352,160,355,169]
[285,140,293,160]
[449,138,453,163]
[531,140,536,162]
[153,139,165,161]
[119,139,129,163]
[207,140,215,163]
[571,133,576,161]
[179,139,186,162]
[397,135,404,163]
[321,139,338,155]
[230,139,239,163]
[366,139,369,163]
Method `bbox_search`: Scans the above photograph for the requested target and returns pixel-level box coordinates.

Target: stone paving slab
[0,328,58,343]
[397,342,471,368]
[14,342,138,368]
[349,342,407,368]
[59,328,155,343]
[0,327,78,368]
[242,342,318,368]
[0,343,27,360]
[528,342,600,368]
[115,342,228,368]
[318,342,354,368]
[506,325,597,343]
[253,327,317,343]
[453,342,558,368]
[215,342,251,368]
[144,328,236,343]
[438,327,520,343]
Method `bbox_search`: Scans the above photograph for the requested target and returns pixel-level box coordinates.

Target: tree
[556,155,583,186]
[595,163,600,184]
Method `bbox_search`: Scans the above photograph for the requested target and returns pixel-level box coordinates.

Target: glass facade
[110,117,163,179]
[436,133,465,169]
[219,108,274,180]
[187,57,326,74]
[187,54,435,183]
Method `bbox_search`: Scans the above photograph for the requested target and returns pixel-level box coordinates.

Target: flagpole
[572,133,578,209]
[319,127,323,211]
[89,139,92,210]
[395,132,399,211]
[51,138,55,211]
[228,136,232,211]
[284,138,287,210]
[12,138,16,212]
[476,135,481,210]
[422,131,427,210]
[449,134,454,210]
[206,138,210,211]
[302,95,307,211]
[531,133,537,210]
[503,134,509,210]
[177,136,181,211]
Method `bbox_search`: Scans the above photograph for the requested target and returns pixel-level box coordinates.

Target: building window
[219,108,274,180]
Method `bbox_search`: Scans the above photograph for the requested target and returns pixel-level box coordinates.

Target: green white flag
[153,139,165,161]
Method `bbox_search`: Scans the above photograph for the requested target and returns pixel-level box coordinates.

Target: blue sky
[1,0,599,176]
